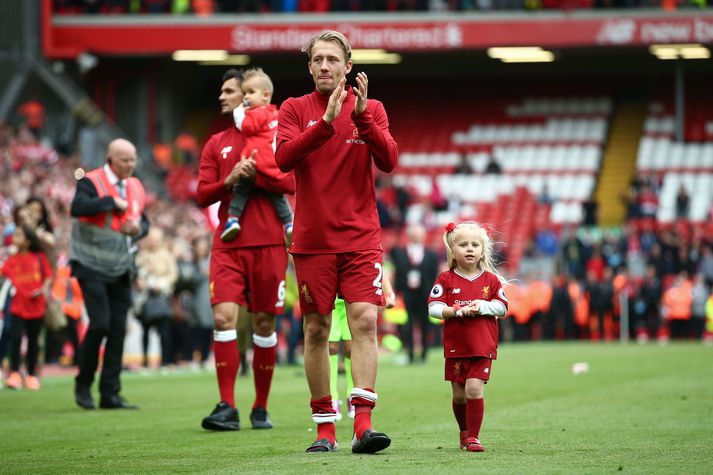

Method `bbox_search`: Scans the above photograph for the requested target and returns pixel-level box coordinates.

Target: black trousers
[9,315,43,375]
[141,317,172,367]
[75,274,132,397]
[401,293,433,363]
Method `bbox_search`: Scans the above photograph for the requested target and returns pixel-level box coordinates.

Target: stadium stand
[636,85,713,224]
[387,90,612,270]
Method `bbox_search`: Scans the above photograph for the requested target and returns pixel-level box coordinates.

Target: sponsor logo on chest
[346,124,364,145]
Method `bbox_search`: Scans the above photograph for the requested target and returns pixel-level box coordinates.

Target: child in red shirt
[221,67,293,243]
[427,222,509,453]
[0,224,52,390]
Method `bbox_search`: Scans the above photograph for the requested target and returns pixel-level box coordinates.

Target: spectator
[17,99,45,138]
[582,194,598,226]
[484,156,502,174]
[690,274,708,340]
[526,274,553,341]
[534,224,558,257]
[47,263,84,366]
[568,276,589,339]
[505,278,530,341]
[622,186,640,221]
[585,266,614,341]
[174,130,200,166]
[549,274,574,340]
[561,229,586,279]
[135,227,178,368]
[430,175,448,211]
[586,244,606,281]
[390,223,440,364]
[699,245,713,288]
[1,224,51,390]
[143,0,171,12]
[638,183,658,219]
[661,272,692,340]
[23,197,58,269]
[394,181,411,227]
[675,185,690,220]
[454,153,473,174]
[538,184,554,205]
[634,264,662,342]
[183,235,214,369]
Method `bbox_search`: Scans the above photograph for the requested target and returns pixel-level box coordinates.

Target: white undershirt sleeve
[428,302,447,319]
[233,106,246,131]
[478,300,506,318]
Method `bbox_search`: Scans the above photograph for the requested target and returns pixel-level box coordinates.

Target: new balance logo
[307,120,317,128]
[452,288,461,294]
[483,368,489,373]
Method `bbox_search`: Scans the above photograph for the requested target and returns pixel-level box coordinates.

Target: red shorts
[209,245,287,315]
[293,250,385,316]
[445,357,493,384]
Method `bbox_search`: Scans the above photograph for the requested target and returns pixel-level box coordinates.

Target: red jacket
[237,104,292,185]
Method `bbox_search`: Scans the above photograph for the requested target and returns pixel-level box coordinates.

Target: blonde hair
[301,30,352,61]
[443,221,506,284]
[242,67,273,95]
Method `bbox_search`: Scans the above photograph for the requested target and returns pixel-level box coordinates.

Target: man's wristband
[452,304,463,317]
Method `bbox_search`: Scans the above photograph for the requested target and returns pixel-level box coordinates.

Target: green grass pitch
[2,343,712,474]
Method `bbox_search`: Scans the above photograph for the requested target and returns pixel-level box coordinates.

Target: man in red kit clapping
[276,30,398,454]
[197,69,295,432]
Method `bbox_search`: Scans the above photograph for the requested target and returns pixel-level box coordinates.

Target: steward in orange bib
[69,138,149,411]
[661,273,692,340]
[51,264,85,365]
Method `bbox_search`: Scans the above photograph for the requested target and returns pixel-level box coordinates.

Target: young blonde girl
[427,221,508,452]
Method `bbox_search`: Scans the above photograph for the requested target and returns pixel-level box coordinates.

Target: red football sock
[452,400,467,431]
[311,395,336,443]
[317,422,336,443]
[467,398,484,439]
[213,337,239,408]
[351,388,377,439]
[252,341,276,410]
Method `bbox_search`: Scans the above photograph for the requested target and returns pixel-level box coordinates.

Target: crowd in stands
[53,0,703,14]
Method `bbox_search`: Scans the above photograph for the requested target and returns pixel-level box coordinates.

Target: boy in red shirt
[222,68,293,242]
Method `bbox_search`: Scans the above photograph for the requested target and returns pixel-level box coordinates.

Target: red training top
[276,87,398,254]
